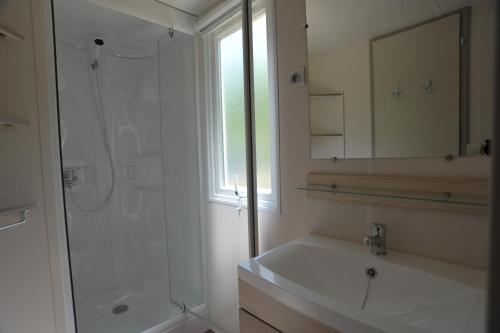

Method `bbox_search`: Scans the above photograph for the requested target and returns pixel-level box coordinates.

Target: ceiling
[306,0,476,59]
[54,0,171,56]
[53,0,223,57]
[155,0,224,16]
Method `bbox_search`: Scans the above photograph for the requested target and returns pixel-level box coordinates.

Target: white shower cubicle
[53,0,210,331]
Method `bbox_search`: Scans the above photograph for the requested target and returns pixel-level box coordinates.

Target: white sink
[238,235,486,333]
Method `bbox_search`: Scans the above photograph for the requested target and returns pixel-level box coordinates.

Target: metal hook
[168,28,174,38]
[390,85,401,97]
[422,80,433,93]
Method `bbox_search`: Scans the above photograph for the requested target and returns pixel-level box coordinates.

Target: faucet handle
[364,224,387,256]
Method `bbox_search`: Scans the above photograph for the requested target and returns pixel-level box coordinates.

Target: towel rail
[0,205,35,231]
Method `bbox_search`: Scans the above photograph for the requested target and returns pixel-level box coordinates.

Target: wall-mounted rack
[298,173,489,214]
[0,116,30,127]
[0,27,24,41]
[0,203,36,231]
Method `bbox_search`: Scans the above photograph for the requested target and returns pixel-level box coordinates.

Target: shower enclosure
[53,0,210,332]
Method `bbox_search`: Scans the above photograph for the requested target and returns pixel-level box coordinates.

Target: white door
[372,14,461,158]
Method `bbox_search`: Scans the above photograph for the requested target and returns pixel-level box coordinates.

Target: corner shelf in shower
[0,116,30,127]
[298,173,489,214]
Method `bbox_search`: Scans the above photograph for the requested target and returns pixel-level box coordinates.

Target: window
[205,2,279,211]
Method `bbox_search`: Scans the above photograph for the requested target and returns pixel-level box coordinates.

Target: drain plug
[112,304,129,315]
[366,267,377,279]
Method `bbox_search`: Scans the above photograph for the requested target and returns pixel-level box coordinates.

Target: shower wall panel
[57,41,169,304]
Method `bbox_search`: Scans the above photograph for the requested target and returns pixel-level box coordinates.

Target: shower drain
[112,304,129,315]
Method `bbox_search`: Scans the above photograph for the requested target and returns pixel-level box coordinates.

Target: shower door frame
[30,0,78,332]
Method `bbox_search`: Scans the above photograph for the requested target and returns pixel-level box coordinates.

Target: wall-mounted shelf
[299,173,489,214]
[0,116,30,127]
[0,203,36,231]
[309,93,343,97]
[298,184,487,206]
[0,27,24,41]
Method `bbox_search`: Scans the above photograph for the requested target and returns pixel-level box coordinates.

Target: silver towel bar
[0,205,35,231]
[0,27,24,41]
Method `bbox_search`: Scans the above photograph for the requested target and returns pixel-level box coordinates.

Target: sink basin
[238,235,486,333]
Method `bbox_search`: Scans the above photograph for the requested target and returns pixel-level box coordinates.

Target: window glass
[219,14,271,194]
[220,28,246,189]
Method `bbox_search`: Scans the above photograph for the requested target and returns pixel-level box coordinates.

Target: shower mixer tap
[91,59,99,70]
[63,168,79,188]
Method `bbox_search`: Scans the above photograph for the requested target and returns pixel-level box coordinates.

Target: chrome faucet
[363,223,387,256]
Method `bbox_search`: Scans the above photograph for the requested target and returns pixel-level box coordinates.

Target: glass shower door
[157,2,253,330]
[157,30,207,320]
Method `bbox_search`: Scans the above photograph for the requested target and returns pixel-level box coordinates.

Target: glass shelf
[297,184,488,207]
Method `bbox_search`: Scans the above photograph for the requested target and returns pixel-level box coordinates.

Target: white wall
[0,0,61,332]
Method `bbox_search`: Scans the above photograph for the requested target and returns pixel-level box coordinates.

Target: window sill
[208,194,280,214]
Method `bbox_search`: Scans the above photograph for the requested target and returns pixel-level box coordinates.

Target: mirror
[306,0,495,159]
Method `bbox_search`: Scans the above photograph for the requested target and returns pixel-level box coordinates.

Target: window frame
[204,0,280,212]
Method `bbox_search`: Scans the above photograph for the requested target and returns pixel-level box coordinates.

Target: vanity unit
[238,235,485,333]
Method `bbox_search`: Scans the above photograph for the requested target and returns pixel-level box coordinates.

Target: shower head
[93,39,104,60]
[91,38,104,70]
